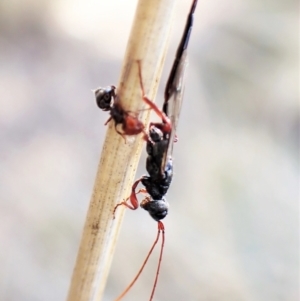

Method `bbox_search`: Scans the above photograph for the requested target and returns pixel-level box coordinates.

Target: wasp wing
[160,50,188,174]
[160,0,197,175]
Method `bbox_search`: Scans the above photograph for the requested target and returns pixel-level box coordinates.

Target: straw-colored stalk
[66,0,177,300]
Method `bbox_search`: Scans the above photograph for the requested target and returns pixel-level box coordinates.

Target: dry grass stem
[66,0,177,300]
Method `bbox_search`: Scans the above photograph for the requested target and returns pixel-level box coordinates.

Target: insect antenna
[149,221,165,301]
[113,221,165,301]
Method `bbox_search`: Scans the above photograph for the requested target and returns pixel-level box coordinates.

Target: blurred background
[0,0,298,300]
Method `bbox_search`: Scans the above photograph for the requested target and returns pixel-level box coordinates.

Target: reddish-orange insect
[94,78,171,142]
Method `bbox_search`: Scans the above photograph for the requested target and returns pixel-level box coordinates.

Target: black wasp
[112,1,198,301]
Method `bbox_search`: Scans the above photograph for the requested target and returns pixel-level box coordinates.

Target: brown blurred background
[0,0,298,300]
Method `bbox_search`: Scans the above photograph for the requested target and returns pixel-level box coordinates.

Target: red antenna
[113,222,165,301]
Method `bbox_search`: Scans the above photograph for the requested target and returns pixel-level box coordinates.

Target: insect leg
[136,60,172,133]
[104,116,112,126]
[112,178,147,218]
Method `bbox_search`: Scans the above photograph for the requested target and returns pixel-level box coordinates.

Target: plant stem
[66,0,177,300]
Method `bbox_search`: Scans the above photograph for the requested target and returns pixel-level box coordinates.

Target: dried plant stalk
[66,0,177,301]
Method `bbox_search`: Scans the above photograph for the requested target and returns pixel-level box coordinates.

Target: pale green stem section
[66,0,177,301]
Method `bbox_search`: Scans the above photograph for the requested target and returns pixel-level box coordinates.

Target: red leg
[142,96,171,133]
[148,121,171,134]
[137,60,172,134]
[113,178,147,218]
